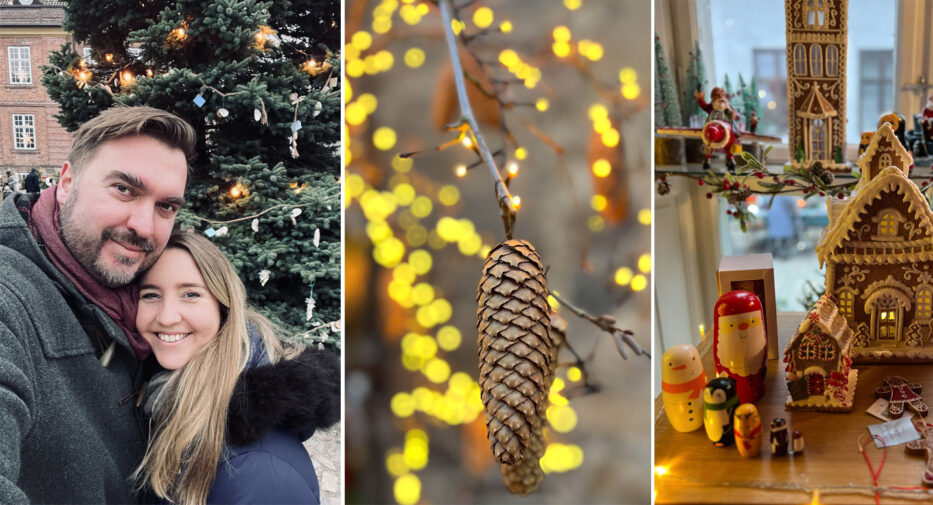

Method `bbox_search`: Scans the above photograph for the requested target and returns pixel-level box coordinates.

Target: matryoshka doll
[734,403,762,458]
[703,377,738,446]
[792,429,805,455]
[661,344,707,432]
[770,417,788,456]
[713,290,767,404]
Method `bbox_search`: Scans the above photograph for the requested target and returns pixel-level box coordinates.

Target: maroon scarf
[30,186,150,359]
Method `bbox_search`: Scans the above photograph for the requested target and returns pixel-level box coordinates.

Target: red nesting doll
[713,290,767,404]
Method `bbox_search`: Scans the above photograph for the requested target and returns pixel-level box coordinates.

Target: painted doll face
[704,386,726,405]
[661,344,703,384]
[734,404,761,433]
[716,310,766,376]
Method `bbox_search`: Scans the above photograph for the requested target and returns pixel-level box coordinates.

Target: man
[24,169,39,194]
[0,106,194,503]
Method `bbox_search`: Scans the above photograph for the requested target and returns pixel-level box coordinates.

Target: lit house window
[917,288,932,321]
[878,211,898,236]
[838,290,855,320]
[12,114,36,150]
[8,46,31,84]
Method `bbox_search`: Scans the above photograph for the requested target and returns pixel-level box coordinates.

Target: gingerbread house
[785,295,857,411]
[785,0,848,171]
[816,122,933,361]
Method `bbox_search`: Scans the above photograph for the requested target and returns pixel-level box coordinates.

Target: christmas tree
[723,73,733,101]
[681,41,705,125]
[654,35,682,127]
[736,73,748,125]
[42,0,342,346]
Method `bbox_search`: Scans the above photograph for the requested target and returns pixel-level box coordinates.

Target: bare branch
[550,291,650,359]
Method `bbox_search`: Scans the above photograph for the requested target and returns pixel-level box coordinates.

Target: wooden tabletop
[655,312,933,504]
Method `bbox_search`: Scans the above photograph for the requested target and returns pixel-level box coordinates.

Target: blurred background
[344,1,651,503]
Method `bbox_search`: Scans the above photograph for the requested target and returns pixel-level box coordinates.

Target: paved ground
[304,422,341,505]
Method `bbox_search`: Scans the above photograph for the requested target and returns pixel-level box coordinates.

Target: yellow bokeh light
[547,404,578,433]
[552,41,571,58]
[592,159,612,178]
[423,358,451,383]
[498,49,519,68]
[535,98,550,112]
[366,220,392,243]
[436,216,461,242]
[540,443,584,474]
[358,93,378,114]
[388,279,412,305]
[406,225,427,247]
[404,47,425,68]
[547,294,560,310]
[390,392,415,417]
[583,42,603,61]
[473,6,494,28]
[393,183,415,206]
[564,0,582,9]
[404,439,429,471]
[412,282,435,306]
[374,50,395,72]
[458,233,483,256]
[386,450,409,477]
[622,82,641,100]
[372,17,392,34]
[373,127,397,150]
[394,474,421,505]
[346,102,367,126]
[451,19,464,35]
[593,116,611,134]
[346,59,365,78]
[632,274,648,292]
[454,164,467,178]
[552,25,571,42]
[351,31,372,50]
[567,366,582,382]
[638,253,651,273]
[414,335,437,360]
[400,4,422,25]
[437,325,461,351]
[409,249,432,275]
[393,263,416,284]
[416,2,428,14]
[374,237,406,267]
[614,267,633,285]
[392,155,413,173]
[619,67,637,84]
[601,128,620,148]
[515,147,527,160]
[347,174,365,198]
[431,298,453,324]
[438,185,460,206]
[500,20,513,33]
[411,195,433,218]
[638,208,652,225]
[590,194,607,211]
[479,245,492,258]
[588,104,608,121]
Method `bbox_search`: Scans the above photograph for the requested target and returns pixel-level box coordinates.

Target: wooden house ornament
[785,295,857,411]
[785,0,849,171]
[815,122,933,361]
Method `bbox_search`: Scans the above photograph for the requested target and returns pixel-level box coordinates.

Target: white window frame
[7,46,31,85]
[12,114,36,150]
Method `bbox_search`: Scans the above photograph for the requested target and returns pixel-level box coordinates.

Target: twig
[439,0,516,239]
[189,190,338,225]
[550,290,650,359]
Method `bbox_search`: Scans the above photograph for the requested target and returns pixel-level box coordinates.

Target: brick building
[0,0,84,182]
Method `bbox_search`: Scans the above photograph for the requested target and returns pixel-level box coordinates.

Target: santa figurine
[713,290,768,404]
[695,86,741,123]
[922,93,933,138]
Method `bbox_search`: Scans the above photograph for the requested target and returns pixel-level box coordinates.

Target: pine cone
[727,187,751,204]
[810,161,825,177]
[819,171,834,185]
[656,180,671,195]
[477,239,552,466]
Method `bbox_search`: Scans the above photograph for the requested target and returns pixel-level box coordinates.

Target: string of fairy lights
[346,1,650,503]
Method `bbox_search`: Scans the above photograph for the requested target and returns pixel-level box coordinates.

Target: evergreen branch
[189,197,335,225]
[439,0,516,239]
[549,290,649,360]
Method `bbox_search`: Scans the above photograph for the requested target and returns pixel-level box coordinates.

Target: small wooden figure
[906,422,933,485]
[714,290,767,404]
[875,376,929,418]
[703,377,738,447]
[770,417,789,456]
[661,344,706,432]
[734,403,762,458]
[792,429,805,455]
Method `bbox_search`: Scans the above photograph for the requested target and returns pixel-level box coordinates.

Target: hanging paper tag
[254,109,262,122]
[313,228,321,247]
[204,227,216,237]
[193,93,206,107]
[251,218,259,232]
[313,101,323,117]
[215,226,228,237]
[259,269,271,286]
[292,120,302,132]
[867,397,915,422]
[868,417,921,448]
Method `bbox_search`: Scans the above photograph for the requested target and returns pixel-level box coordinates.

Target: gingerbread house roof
[855,122,913,192]
[785,295,854,357]
[797,85,838,120]
[816,166,933,266]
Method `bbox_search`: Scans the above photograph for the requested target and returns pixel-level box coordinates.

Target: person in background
[133,232,339,504]
[25,168,40,194]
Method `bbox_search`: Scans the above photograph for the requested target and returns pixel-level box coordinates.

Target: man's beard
[60,190,157,287]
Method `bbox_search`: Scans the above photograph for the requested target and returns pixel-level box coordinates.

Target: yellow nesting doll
[734,403,762,458]
[661,344,707,432]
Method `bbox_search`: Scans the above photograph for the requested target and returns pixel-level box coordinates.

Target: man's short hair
[67,106,197,173]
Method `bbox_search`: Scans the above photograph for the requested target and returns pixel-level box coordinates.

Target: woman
[132,232,339,504]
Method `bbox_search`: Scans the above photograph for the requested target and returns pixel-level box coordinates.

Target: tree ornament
[314,228,321,247]
[290,207,302,226]
[657,179,671,195]
[477,239,552,467]
[251,218,259,233]
[215,226,228,237]
[305,283,316,321]
[216,108,229,118]
[313,101,323,117]
[259,270,271,287]
[254,109,262,122]
[192,92,206,107]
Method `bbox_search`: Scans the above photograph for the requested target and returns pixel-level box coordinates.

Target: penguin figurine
[734,403,762,458]
[703,377,738,447]
[661,344,707,432]
[770,417,788,456]
[792,429,805,455]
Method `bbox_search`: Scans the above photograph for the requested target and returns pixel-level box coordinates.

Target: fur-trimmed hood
[225,346,340,447]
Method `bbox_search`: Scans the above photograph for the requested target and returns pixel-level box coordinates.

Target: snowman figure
[713,290,768,404]
[661,344,707,432]
[703,377,738,447]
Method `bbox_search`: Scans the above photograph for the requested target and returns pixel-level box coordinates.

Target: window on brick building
[12,114,36,150]
[8,47,31,85]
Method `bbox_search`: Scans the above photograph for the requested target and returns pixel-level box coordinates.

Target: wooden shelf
[655,312,933,504]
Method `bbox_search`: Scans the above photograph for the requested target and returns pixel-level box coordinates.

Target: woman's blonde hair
[133,232,298,505]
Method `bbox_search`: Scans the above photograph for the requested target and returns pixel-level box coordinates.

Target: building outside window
[753,49,788,138]
[859,49,895,134]
[12,114,36,150]
[8,46,31,84]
